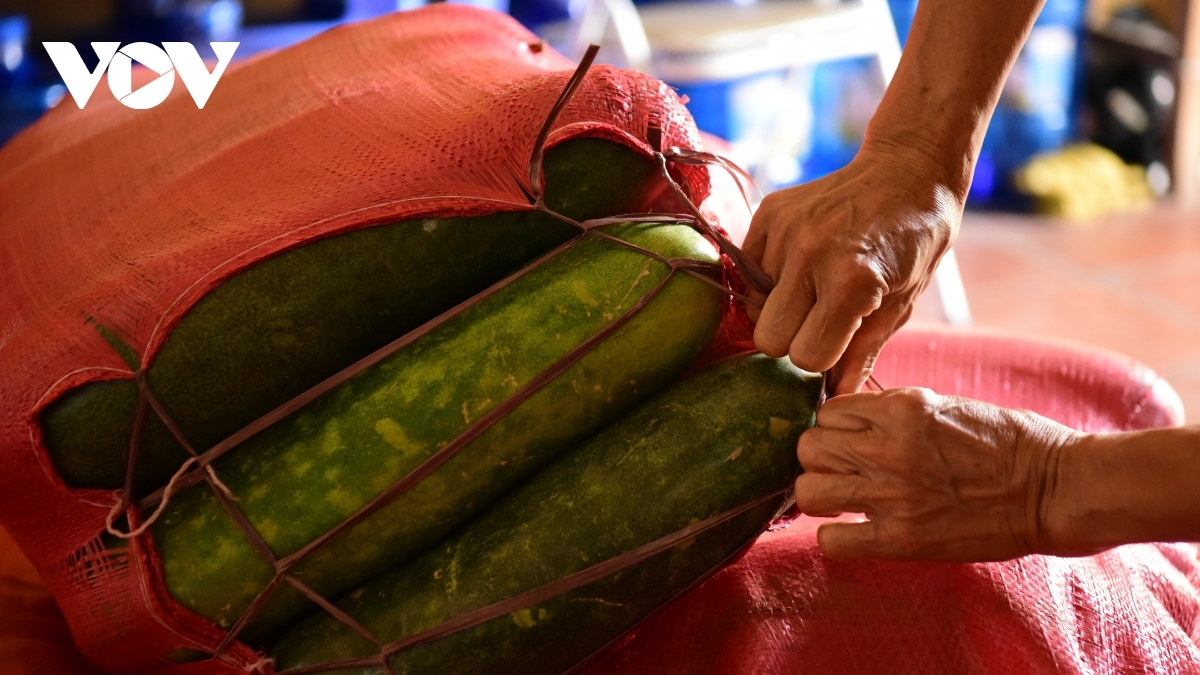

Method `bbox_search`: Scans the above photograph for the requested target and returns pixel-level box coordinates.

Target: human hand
[793,387,1082,562]
[742,141,963,394]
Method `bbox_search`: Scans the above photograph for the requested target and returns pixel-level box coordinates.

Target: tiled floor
[912,205,1200,423]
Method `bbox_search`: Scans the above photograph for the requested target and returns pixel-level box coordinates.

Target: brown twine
[243,656,276,674]
[119,376,148,508]
[586,228,761,307]
[562,486,799,675]
[205,255,685,657]
[274,489,791,675]
[563,213,760,307]
[105,456,196,539]
[528,44,600,205]
[652,152,776,296]
[140,384,239,502]
[94,43,792,673]
[662,146,760,215]
[282,575,380,647]
[136,233,588,510]
[108,372,239,538]
[273,263,681,570]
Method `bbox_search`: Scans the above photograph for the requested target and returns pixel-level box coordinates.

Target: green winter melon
[40,137,664,497]
[271,354,821,674]
[146,220,723,642]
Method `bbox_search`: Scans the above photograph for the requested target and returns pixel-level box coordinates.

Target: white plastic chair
[545,0,971,326]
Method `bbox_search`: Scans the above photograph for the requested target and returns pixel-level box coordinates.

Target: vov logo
[43,42,239,110]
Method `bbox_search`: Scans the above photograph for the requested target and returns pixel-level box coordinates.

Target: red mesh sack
[0,8,757,673]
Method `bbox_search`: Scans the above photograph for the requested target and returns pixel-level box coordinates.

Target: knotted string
[99,43,801,674]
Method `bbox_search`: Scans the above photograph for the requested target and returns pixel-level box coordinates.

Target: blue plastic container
[672,70,793,149]
[673,56,889,190]
[510,0,572,31]
[0,15,32,92]
[973,0,1085,205]
[884,0,1085,206]
[887,0,917,47]
[0,14,54,148]
[119,0,244,43]
[402,0,510,14]
[672,67,818,191]
[889,0,1086,205]
[802,55,886,182]
[642,0,900,191]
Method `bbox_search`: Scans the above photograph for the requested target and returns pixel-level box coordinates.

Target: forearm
[1044,425,1200,555]
[743,0,1049,388]
[865,0,1046,201]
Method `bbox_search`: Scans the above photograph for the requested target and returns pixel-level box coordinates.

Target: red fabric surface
[873,323,1186,432]
[0,527,102,675]
[0,8,705,673]
[582,323,1200,675]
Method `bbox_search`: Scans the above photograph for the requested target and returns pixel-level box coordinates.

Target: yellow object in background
[1014,143,1155,222]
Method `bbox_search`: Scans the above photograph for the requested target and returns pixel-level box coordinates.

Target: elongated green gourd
[151,221,723,642]
[271,354,820,674]
[40,138,662,498]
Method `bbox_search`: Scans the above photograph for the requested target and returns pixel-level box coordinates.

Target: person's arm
[743,0,1045,394]
[1044,425,1200,556]
[792,388,1200,561]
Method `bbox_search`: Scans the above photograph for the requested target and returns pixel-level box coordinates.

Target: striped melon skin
[40,137,662,498]
[271,354,821,674]
[150,220,724,641]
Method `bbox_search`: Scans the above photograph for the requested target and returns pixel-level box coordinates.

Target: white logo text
[43,42,239,109]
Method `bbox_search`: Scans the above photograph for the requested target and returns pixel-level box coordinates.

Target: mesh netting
[0,9,783,673]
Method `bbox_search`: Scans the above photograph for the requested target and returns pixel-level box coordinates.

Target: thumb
[816,520,882,559]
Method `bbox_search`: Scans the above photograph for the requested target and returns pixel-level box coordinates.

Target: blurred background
[1,0,1197,419]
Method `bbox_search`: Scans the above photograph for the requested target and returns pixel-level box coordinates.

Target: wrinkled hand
[794,388,1082,562]
[742,142,961,394]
